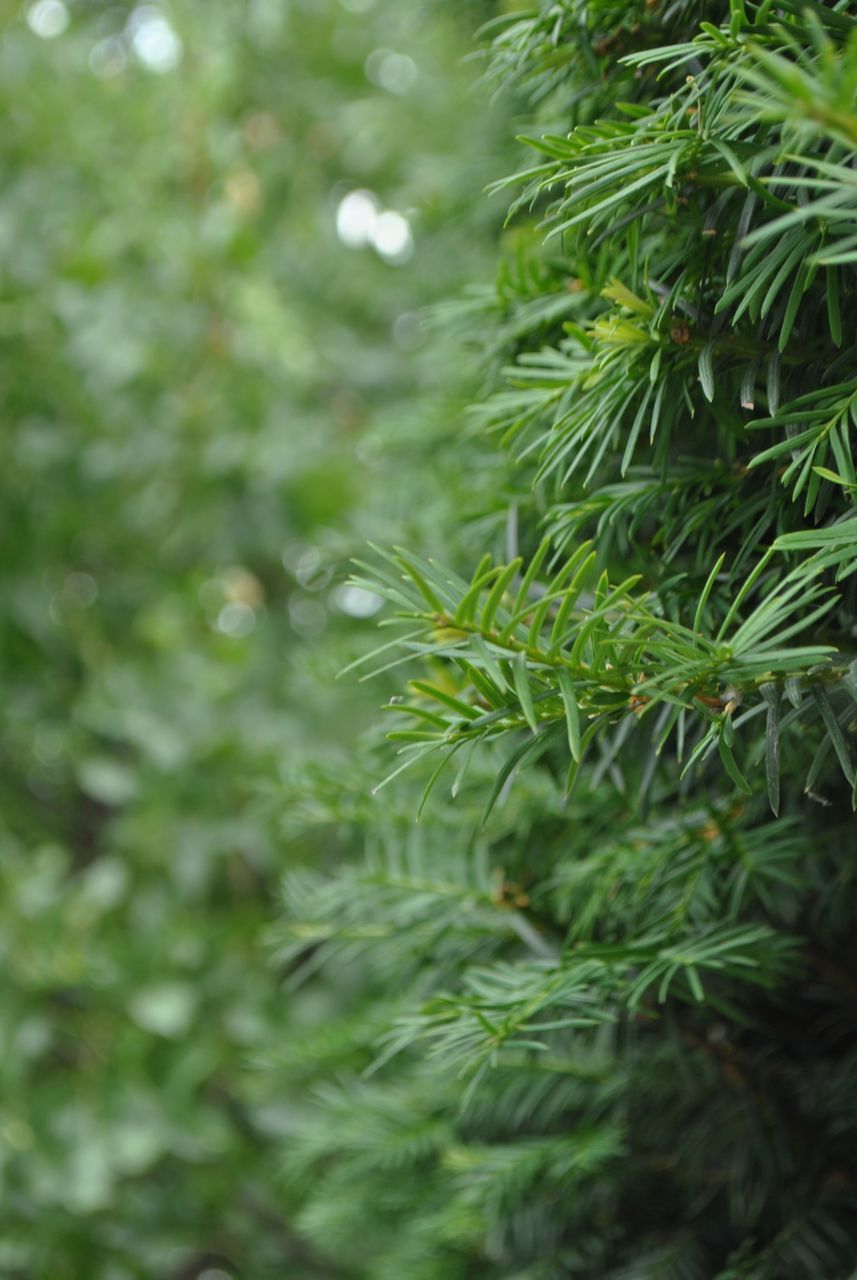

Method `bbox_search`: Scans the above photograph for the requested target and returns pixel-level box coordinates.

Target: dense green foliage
[275,2,857,1277]
[9,0,857,1276]
[1,2,505,1274]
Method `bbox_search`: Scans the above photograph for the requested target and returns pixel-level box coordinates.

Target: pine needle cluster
[278,3,857,1277]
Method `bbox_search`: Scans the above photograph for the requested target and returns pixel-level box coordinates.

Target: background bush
[0,1,507,1274]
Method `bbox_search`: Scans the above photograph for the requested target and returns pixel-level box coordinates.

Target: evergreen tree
[280,2,857,1276]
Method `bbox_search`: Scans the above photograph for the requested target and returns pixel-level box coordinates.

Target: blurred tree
[0,1,509,1274]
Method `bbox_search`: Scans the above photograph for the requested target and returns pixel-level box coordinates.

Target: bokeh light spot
[127,6,183,73]
[332,584,383,618]
[216,602,256,638]
[335,189,380,249]
[89,35,127,78]
[371,210,414,264]
[365,48,417,95]
[26,0,69,39]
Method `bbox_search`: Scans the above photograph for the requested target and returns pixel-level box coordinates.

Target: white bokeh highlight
[335,190,414,265]
[127,6,183,73]
[27,0,69,39]
[371,210,413,264]
[332,584,383,618]
[335,189,381,249]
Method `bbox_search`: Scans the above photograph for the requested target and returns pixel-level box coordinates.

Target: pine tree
[280,2,857,1276]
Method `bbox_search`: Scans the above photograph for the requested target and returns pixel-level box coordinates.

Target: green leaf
[693,553,726,635]
[557,667,582,761]
[812,686,855,786]
[698,343,716,403]
[549,550,598,651]
[481,557,523,632]
[718,731,753,795]
[417,743,465,820]
[409,680,481,721]
[826,265,842,347]
[512,651,539,734]
[510,537,551,622]
[778,261,810,352]
[760,682,781,816]
[482,728,559,825]
[454,556,498,624]
[812,465,851,487]
[775,518,857,548]
[393,552,446,612]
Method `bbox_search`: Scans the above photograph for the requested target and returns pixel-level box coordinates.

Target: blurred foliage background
[0,0,511,1273]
